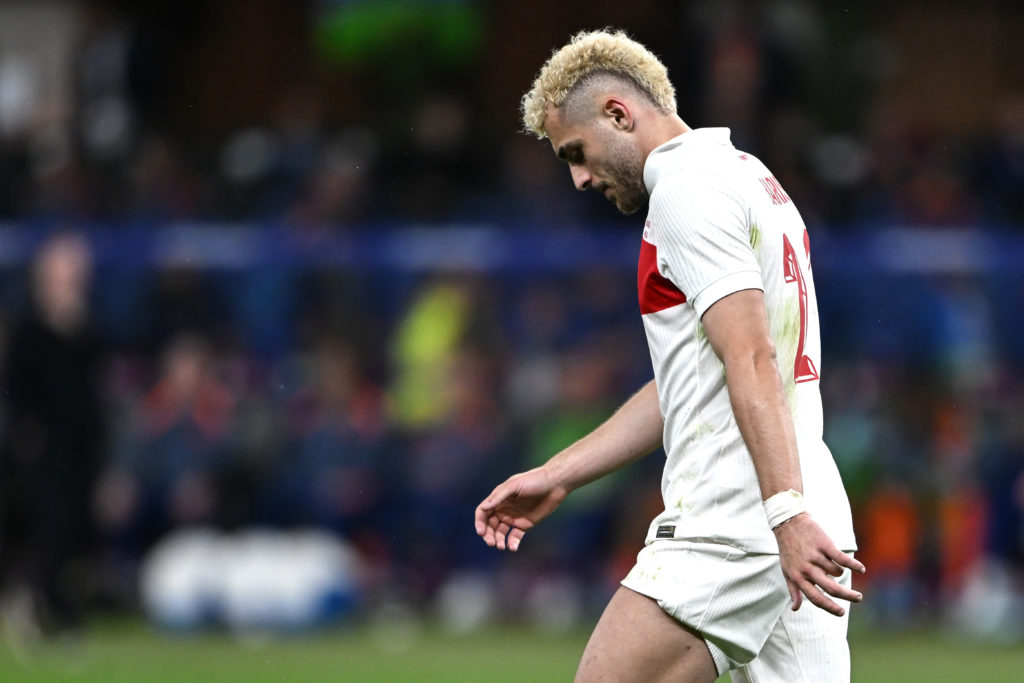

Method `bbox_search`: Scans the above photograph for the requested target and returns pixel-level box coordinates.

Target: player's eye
[558,144,585,165]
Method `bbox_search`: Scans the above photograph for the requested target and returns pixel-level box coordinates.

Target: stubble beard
[603,138,649,216]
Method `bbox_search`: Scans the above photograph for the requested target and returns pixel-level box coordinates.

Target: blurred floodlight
[82,95,133,160]
[221,128,279,184]
[0,56,37,137]
[812,134,870,187]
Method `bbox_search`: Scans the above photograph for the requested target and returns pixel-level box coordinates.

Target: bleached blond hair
[521,29,676,139]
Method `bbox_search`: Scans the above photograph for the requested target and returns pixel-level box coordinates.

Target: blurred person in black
[1,232,106,639]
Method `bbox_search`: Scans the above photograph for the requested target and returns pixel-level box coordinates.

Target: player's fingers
[494,521,512,551]
[495,512,535,534]
[507,527,525,552]
[786,577,802,611]
[474,505,491,536]
[495,511,518,528]
[481,524,494,547]
[816,573,863,604]
[799,581,845,617]
[813,545,863,578]
[830,550,866,575]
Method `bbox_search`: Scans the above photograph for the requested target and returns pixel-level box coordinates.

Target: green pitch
[2,620,1021,682]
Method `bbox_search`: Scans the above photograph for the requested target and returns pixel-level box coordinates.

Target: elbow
[723,339,779,376]
[752,343,778,369]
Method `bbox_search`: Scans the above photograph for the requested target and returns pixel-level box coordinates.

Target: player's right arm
[702,288,864,616]
[475,379,662,551]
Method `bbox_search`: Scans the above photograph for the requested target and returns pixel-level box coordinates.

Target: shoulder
[649,144,750,197]
[648,165,748,224]
[650,165,733,197]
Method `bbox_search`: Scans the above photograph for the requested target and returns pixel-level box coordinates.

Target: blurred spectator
[260,334,388,551]
[285,128,379,231]
[125,135,201,219]
[389,93,476,222]
[505,279,576,423]
[976,94,1024,225]
[1,232,106,637]
[929,401,988,602]
[458,135,589,226]
[73,0,137,168]
[981,418,1024,568]
[519,340,626,573]
[856,478,921,628]
[388,277,472,429]
[98,333,235,554]
[146,266,229,351]
[696,2,766,150]
[400,346,511,598]
[388,275,502,430]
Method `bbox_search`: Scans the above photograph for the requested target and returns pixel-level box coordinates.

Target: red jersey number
[782,231,819,383]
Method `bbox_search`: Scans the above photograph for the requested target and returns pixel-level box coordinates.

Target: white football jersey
[638,128,855,553]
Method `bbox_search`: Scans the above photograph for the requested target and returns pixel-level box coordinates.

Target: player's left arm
[701,289,865,616]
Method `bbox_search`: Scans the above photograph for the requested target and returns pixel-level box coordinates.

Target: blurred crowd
[1,228,1021,641]
[0,1,1022,232]
[0,0,1022,643]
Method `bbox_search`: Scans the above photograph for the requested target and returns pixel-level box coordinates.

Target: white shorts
[621,540,852,681]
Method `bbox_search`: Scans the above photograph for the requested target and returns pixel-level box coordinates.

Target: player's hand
[474,466,569,552]
[772,512,866,616]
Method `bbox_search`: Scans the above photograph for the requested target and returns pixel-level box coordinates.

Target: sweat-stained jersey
[637,128,855,554]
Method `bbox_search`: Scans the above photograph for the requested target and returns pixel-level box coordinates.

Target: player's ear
[603,97,634,131]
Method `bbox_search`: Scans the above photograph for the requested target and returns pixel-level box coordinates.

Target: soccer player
[475,30,864,682]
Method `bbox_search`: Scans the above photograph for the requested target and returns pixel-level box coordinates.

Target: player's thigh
[575,586,718,683]
[732,568,853,683]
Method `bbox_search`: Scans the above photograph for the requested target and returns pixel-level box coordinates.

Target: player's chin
[610,188,648,215]
[613,196,644,215]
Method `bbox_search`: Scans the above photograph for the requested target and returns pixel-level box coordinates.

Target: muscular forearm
[724,349,803,500]
[544,379,663,492]
[703,290,863,615]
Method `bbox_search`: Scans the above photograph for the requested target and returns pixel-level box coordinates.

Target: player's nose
[570,166,591,191]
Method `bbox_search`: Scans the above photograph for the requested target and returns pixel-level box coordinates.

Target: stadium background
[0,0,1023,680]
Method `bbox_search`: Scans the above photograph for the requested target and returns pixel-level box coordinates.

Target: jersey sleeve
[649,170,763,319]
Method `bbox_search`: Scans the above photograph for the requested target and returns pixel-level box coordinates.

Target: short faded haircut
[521,29,676,139]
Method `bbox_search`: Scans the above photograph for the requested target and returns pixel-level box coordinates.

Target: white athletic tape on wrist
[763,489,806,530]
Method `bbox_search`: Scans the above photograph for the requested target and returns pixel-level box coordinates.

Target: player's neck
[642,114,691,159]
